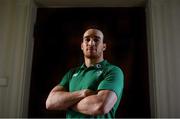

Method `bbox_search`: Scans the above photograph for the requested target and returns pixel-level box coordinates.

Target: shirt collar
[80,60,107,70]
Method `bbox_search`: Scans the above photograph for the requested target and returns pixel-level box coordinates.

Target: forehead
[83,29,104,39]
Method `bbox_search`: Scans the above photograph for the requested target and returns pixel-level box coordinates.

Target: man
[46,28,124,118]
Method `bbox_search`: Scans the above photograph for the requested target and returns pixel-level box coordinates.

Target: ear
[81,42,83,50]
[103,43,106,51]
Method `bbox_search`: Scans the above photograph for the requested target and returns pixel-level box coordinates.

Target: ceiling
[35,0,146,7]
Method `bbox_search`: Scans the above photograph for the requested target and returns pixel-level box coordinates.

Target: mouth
[87,47,96,51]
[86,49,96,54]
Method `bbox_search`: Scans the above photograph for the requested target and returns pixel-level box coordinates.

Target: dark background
[28,7,150,117]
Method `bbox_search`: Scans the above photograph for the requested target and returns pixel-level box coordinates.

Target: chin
[85,54,98,59]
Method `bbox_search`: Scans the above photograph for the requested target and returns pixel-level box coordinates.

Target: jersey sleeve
[59,69,73,91]
[98,66,124,98]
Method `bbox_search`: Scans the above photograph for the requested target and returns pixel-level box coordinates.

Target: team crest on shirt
[72,73,78,77]
[96,70,103,77]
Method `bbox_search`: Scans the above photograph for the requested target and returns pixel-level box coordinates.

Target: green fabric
[60,60,124,118]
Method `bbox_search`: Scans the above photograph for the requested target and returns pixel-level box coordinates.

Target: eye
[94,38,99,42]
[84,38,90,42]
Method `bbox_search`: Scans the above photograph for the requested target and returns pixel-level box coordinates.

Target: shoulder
[103,61,123,75]
[64,66,81,78]
[68,66,80,73]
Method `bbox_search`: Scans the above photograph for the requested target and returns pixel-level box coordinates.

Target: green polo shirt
[59,60,124,118]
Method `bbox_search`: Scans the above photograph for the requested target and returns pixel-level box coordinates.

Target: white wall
[0,0,35,117]
[0,0,180,117]
[148,0,180,117]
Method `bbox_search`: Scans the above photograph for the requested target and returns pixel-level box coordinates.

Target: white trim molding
[35,0,145,7]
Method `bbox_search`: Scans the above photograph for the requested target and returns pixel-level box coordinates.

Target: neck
[84,57,104,67]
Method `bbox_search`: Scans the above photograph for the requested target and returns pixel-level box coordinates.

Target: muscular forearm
[72,95,104,115]
[46,86,95,111]
[46,90,85,110]
[72,90,117,116]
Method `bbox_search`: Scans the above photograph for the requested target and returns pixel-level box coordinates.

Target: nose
[88,39,95,46]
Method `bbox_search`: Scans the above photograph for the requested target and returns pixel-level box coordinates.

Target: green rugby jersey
[60,60,124,118]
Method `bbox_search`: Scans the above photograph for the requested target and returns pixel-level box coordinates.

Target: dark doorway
[28,7,150,118]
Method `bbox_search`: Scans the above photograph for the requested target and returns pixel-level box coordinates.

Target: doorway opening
[28,7,150,117]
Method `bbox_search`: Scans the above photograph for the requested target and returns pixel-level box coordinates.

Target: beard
[84,50,102,59]
[85,54,98,59]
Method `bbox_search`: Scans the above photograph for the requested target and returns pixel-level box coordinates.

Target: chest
[69,69,104,91]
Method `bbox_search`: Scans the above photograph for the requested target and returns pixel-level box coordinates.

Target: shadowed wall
[28,7,150,117]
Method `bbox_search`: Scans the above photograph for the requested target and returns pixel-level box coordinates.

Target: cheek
[97,46,104,52]
[82,46,88,53]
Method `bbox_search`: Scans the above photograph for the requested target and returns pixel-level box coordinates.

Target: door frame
[20,0,157,117]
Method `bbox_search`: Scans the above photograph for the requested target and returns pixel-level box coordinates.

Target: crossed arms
[46,85,117,115]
